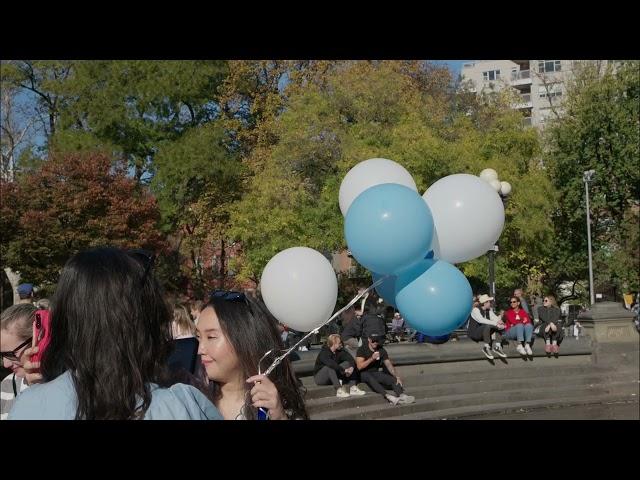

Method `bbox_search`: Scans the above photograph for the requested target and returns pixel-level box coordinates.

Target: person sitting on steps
[313,334,366,398]
[356,333,415,406]
[503,296,534,357]
[469,294,506,360]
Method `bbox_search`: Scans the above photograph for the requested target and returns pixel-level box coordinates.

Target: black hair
[41,247,173,420]
[204,295,308,420]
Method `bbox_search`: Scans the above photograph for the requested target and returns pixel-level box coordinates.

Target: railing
[511,70,531,81]
[520,93,531,103]
[522,117,533,127]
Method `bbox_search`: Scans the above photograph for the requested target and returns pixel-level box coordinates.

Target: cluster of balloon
[479,168,512,197]
[341,159,505,337]
[258,158,507,362]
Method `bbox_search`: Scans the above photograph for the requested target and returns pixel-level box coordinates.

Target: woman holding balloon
[196,291,308,420]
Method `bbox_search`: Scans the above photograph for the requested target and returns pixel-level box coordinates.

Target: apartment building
[461,60,581,129]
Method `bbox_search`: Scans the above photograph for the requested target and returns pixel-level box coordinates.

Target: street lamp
[583,169,596,305]
[476,170,512,300]
[488,187,511,299]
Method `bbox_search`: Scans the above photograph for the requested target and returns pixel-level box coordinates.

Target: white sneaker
[398,393,415,404]
[385,394,400,405]
[516,344,526,356]
[336,387,350,398]
[349,385,366,396]
[525,344,533,356]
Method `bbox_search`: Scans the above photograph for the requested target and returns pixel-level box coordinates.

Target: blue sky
[434,60,473,77]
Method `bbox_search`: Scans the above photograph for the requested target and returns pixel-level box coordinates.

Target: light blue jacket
[8,371,222,420]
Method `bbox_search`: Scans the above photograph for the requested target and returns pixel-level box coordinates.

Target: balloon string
[260,275,390,377]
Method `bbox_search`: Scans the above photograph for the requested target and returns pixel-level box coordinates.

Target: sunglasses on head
[210,290,247,302]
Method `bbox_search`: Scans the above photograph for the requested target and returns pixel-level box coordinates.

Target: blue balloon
[344,183,434,275]
[395,260,472,337]
[372,273,397,308]
[425,334,451,344]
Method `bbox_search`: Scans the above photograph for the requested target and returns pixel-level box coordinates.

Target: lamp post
[488,191,511,299]
[479,169,512,301]
[583,169,596,305]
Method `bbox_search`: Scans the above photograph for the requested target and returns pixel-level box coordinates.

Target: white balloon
[489,179,502,192]
[479,168,498,183]
[423,174,505,264]
[500,181,512,196]
[339,158,417,217]
[260,247,338,332]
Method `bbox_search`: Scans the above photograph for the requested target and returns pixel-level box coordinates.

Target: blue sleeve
[148,384,223,420]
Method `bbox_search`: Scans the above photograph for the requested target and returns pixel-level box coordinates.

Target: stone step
[294,337,593,377]
[463,399,640,420]
[305,371,637,415]
[309,379,639,420]
[387,395,640,420]
[302,360,609,399]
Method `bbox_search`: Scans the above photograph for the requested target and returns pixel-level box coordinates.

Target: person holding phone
[1,304,37,419]
[195,291,308,420]
[8,247,222,420]
[356,333,415,406]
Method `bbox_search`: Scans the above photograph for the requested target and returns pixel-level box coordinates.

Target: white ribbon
[258,275,389,377]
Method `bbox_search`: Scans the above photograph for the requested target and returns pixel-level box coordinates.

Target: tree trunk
[4,267,21,305]
[219,238,226,290]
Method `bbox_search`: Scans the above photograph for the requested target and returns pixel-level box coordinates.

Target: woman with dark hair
[196,291,308,420]
[503,296,534,357]
[8,247,221,420]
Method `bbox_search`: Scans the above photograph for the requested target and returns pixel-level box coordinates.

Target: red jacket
[503,308,532,331]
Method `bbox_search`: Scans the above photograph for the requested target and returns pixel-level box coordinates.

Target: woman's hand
[246,374,286,420]
[21,346,43,386]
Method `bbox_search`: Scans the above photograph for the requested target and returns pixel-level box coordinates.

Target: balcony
[513,93,532,109]
[511,69,532,87]
[522,117,533,127]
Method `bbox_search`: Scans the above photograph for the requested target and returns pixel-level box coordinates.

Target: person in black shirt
[314,334,366,398]
[356,333,415,406]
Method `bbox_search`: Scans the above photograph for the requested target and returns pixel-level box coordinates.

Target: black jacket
[537,305,561,326]
[361,312,386,339]
[313,345,356,376]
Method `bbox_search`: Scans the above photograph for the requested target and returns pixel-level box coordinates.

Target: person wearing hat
[16,284,35,305]
[356,333,415,406]
[469,294,506,360]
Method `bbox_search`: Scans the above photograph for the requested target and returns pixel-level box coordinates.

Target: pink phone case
[31,310,52,363]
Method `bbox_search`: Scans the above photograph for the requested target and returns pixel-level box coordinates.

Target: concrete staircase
[295,337,639,420]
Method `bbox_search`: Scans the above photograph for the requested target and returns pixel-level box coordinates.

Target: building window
[538,60,562,73]
[538,84,563,98]
[482,70,501,81]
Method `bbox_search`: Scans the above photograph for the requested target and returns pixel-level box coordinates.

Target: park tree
[544,60,640,300]
[4,151,165,290]
[227,61,555,296]
[51,60,228,182]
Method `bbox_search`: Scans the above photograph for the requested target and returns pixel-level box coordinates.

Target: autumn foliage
[3,151,165,286]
